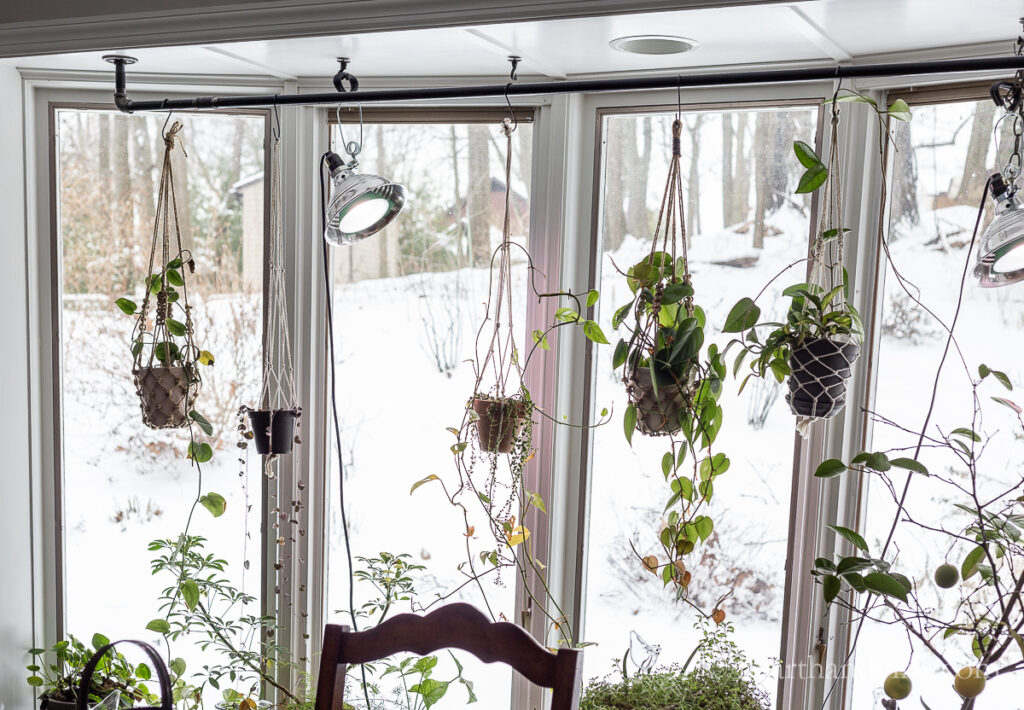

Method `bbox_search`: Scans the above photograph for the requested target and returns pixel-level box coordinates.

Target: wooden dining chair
[314,602,583,710]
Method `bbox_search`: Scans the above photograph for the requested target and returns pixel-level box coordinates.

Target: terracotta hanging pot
[133,366,199,429]
[786,337,861,418]
[248,409,298,455]
[472,396,527,454]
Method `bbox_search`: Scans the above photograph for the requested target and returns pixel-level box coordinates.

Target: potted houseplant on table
[26,635,156,710]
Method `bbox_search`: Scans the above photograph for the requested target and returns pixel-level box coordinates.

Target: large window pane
[57,109,265,687]
[584,106,818,703]
[325,120,534,709]
[858,98,1022,708]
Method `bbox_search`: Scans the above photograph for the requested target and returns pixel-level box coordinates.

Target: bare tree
[686,114,705,240]
[955,101,995,205]
[449,126,466,267]
[625,116,653,241]
[722,114,735,226]
[889,120,920,233]
[112,116,133,290]
[732,113,751,226]
[467,124,491,266]
[602,118,628,251]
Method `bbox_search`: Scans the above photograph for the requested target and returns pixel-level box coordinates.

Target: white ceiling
[6,0,1024,82]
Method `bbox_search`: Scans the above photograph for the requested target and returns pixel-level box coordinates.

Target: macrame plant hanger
[470,117,528,454]
[625,116,695,436]
[788,100,861,434]
[249,110,300,458]
[132,121,201,429]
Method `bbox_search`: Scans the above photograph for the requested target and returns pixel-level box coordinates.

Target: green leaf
[149,274,162,293]
[612,339,629,369]
[582,320,610,345]
[695,516,714,542]
[91,633,110,650]
[991,369,1013,391]
[828,524,869,553]
[662,282,694,304]
[146,619,171,634]
[187,442,213,463]
[887,98,912,122]
[181,579,200,611]
[834,93,878,107]
[410,679,449,708]
[27,676,44,688]
[586,290,600,307]
[115,297,137,315]
[166,318,187,337]
[823,574,841,604]
[889,457,928,475]
[796,164,828,194]
[188,410,214,436]
[992,396,1022,414]
[199,492,227,518]
[863,452,891,472]
[723,298,761,333]
[531,329,550,351]
[528,491,546,514]
[793,140,823,170]
[962,545,986,580]
[410,474,440,495]
[166,269,184,287]
[951,427,981,443]
[136,663,152,681]
[624,404,637,446]
[863,572,909,602]
[169,658,186,678]
[815,458,847,479]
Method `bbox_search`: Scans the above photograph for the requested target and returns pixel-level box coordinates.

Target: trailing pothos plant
[610,117,729,610]
[722,94,909,424]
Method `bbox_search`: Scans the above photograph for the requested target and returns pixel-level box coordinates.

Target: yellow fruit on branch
[883,671,912,700]
[953,667,986,699]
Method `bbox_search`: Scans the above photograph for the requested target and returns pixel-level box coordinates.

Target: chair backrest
[314,602,583,710]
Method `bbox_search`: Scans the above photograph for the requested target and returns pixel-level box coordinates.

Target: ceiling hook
[508,55,521,82]
[333,56,359,93]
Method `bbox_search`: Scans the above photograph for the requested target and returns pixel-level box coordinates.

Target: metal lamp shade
[975,198,1024,288]
[324,171,405,246]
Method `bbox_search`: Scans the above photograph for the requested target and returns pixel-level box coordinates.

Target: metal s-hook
[504,56,520,133]
[161,100,173,139]
[272,96,281,142]
[333,57,359,93]
[334,104,364,161]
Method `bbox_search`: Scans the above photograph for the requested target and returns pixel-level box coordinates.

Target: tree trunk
[753,113,771,249]
[733,113,751,226]
[722,114,735,226]
[450,126,466,267]
[112,116,133,291]
[169,133,191,251]
[467,124,492,267]
[889,120,920,234]
[133,117,156,248]
[602,118,627,251]
[955,101,995,205]
[625,116,652,241]
[686,115,704,241]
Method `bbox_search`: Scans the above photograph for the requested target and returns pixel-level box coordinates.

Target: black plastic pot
[786,337,861,418]
[41,697,77,710]
[248,409,297,455]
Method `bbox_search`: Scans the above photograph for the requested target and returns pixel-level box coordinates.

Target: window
[857,96,1023,708]
[55,108,267,683]
[583,105,819,703]
[324,115,535,708]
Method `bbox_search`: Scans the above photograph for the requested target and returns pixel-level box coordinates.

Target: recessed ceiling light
[609,35,699,56]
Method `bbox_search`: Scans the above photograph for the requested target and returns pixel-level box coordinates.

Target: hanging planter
[786,337,861,417]
[723,100,869,431]
[116,122,210,430]
[248,130,300,456]
[613,118,708,439]
[472,395,527,454]
[467,118,533,455]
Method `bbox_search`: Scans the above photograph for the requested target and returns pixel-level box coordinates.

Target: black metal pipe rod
[117,54,1024,113]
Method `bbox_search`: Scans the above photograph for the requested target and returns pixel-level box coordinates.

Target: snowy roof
[230,172,264,194]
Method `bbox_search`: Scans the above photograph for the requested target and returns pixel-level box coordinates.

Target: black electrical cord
[319,152,373,709]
